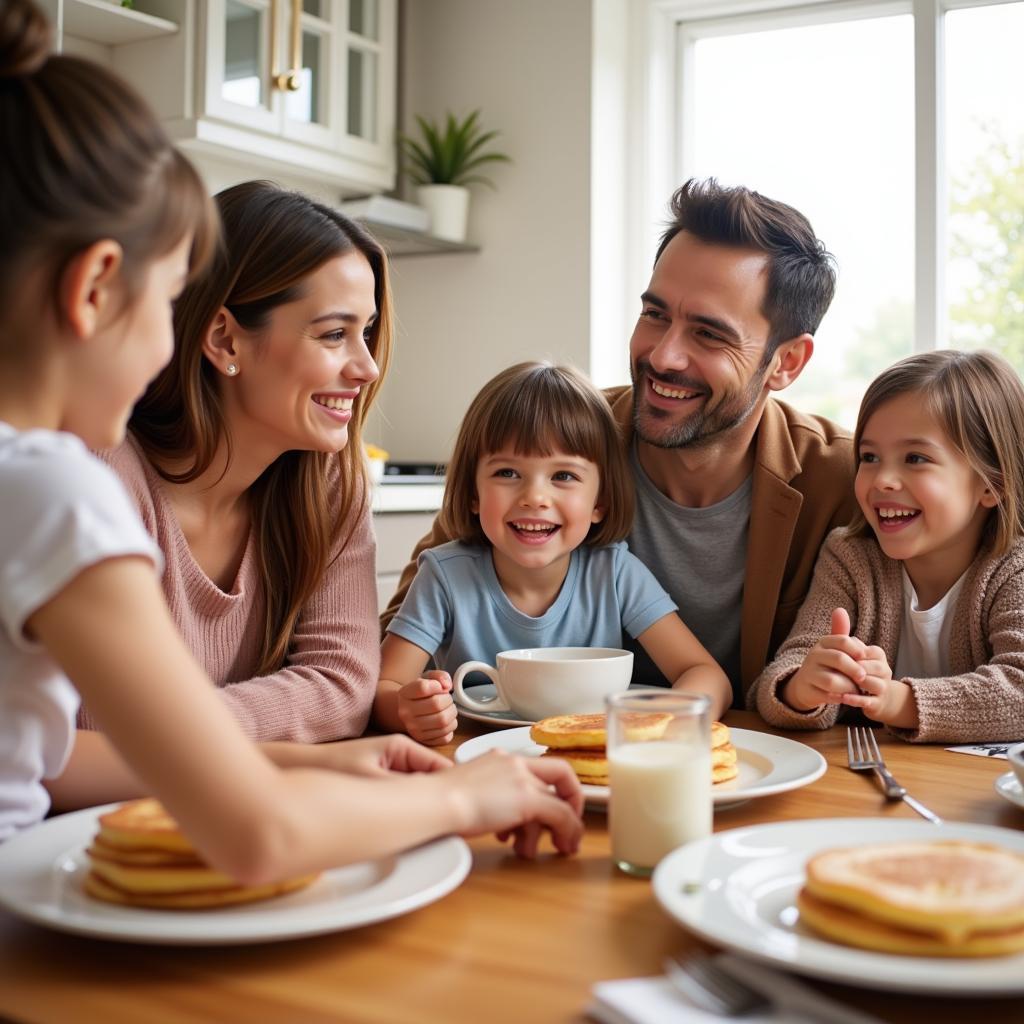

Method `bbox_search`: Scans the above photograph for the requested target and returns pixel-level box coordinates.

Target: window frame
[617,0,1019,377]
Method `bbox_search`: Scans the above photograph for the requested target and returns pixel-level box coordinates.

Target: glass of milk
[606,691,712,877]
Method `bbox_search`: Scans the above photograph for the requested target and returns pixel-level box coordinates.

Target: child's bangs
[480,382,605,463]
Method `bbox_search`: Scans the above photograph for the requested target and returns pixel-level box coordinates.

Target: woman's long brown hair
[131,181,393,673]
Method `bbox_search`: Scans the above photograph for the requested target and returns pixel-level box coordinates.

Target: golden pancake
[87,838,203,867]
[797,888,1024,958]
[84,799,321,911]
[804,840,1024,944]
[84,870,318,910]
[711,720,730,750]
[541,736,737,786]
[95,798,195,855]
[530,711,674,749]
[541,748,608,785]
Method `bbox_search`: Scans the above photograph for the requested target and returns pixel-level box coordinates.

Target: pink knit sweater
[748,528,1024,743]
[77,437,380,743]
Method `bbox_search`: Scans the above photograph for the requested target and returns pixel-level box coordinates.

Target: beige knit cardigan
[747,528,1024,743]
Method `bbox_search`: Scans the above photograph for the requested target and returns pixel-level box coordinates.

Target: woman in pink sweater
[750,350,1024,743]
[83,181,389,742]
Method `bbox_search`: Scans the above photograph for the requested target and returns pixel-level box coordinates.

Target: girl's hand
[397,671,458,746]
[839,646,899,721]
[781,607,868,711]
[448,750,584,858]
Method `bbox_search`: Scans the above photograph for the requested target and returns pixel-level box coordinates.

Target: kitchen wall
[367,0,607,463]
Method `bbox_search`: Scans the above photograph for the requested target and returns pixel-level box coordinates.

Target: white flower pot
[416,184,470,243]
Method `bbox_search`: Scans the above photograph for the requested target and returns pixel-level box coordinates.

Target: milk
[608,740,711,873]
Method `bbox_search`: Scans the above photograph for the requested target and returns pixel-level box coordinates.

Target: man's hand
[781,607,868,711]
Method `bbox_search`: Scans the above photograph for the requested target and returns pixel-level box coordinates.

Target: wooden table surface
[1,712,1022,1024]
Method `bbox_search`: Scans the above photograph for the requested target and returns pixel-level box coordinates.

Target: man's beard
[630,358,767,450]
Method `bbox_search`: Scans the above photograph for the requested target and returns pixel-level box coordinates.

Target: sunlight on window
[946,2,1024,371]
[687,15,914,427]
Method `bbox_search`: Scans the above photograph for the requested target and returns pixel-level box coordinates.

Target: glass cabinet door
[205,0,279,133]
[346,0,380,142]
[281,0,337,145]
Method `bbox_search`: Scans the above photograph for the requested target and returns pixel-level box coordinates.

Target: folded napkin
[588,953,885,1024]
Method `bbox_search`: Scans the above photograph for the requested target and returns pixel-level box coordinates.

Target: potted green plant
[399,109,510,242]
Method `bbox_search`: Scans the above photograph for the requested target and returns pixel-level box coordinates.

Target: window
[627,0,1024,425]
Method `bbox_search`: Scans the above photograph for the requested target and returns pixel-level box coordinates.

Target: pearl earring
[226,363,238,376]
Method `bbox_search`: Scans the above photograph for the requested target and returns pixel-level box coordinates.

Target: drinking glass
[606,691,712,877]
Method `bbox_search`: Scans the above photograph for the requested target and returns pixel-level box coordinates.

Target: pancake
[530,711,672,750]
[84,798,320,910]
[799,840,1024,956]
[83,870,318,910]
[797,888,1024,958]
[542,748,608,785]
[534,716,735,786]
[96,798,195,855]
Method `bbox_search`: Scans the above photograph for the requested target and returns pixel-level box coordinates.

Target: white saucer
[995,770,1024,810]
[454,683,533,728]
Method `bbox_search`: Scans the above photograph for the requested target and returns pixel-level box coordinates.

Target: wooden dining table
[0,711,1022,1024]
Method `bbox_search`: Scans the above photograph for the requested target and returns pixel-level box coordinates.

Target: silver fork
[664,952,884,1023]
[847,726,943,823]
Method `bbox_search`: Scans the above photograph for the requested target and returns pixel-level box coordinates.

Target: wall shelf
[62,0,178,47]
[355,220,480,258]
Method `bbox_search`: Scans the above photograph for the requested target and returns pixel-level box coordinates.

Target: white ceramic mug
[452,647,633,722]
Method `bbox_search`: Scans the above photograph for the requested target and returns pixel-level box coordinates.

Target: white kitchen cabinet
[372,507,439,615]
[47,0,396,195]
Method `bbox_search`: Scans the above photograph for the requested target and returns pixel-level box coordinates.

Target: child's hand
[447,750,584,858]
[781,607,869,711]
[839,646,898,720]
[397,671,458,746]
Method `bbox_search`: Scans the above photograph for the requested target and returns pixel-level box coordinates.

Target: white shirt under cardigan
[893,568,969,680]
[0,423,161,840]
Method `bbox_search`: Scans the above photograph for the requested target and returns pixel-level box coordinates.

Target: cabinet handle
[272,0,302,92]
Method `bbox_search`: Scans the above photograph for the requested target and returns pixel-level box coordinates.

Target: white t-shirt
[0,423,162,840]
[893,568,969,680]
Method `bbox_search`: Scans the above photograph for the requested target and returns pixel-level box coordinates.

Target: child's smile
[473,447,605,577]
[855,392,997,601]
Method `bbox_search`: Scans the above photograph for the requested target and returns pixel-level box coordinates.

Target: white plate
[653,817,1024,995]
[0,804,472,946]
[454,726,826,808]
[995,770,1024,810]
[454,683,533,728]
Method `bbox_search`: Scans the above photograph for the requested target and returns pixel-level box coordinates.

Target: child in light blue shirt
[375,362,731,744]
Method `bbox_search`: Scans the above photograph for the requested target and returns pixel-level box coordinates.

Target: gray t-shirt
[627,443,751,704]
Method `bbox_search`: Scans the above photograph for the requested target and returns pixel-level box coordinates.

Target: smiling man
[382,180,857,706]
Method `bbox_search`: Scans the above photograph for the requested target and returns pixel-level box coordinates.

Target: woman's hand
[265,734,452,777]
[781,607,868,711]
[396,671,458,746]
[446,750,584,858]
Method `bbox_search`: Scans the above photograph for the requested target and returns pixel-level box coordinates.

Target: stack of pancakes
[798,840,1024,957]
[530,713,738,786]
[84,798,319,910]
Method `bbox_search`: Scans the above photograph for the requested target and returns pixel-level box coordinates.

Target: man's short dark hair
[657,178,837,353]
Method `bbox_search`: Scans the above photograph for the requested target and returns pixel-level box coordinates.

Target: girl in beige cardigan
[750,350,1024,743]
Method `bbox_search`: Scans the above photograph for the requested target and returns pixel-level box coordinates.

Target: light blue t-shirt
[386,540,677,675]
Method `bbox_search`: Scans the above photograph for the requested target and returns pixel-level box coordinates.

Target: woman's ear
[981,486,1000,509]
[61,240,124,340]
[202,307,243,377]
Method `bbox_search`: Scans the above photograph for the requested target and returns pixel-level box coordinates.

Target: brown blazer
[379,387,857,696]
